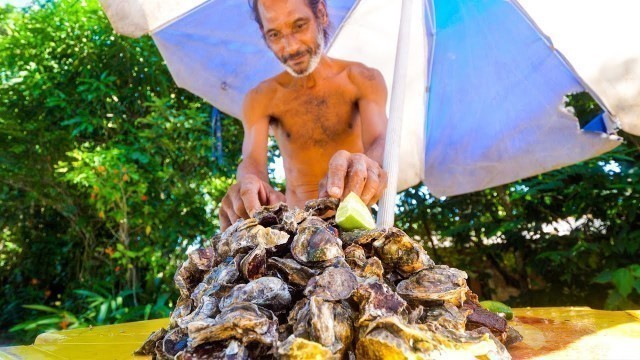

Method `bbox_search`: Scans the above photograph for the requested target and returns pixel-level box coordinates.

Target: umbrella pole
[377,0,415,228]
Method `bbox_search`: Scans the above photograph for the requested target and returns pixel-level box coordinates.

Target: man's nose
[282,33,301,51]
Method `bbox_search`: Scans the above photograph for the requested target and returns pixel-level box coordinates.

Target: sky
[0,0,31,6]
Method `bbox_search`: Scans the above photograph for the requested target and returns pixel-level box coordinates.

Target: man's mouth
[284,50,311,65]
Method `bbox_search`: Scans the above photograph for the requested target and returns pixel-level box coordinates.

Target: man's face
[257,0,326,77]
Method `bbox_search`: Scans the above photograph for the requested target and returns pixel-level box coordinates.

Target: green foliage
[0,0,242,345]
[396,142,640,310]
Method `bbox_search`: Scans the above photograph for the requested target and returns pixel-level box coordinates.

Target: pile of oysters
[136,198,522,359]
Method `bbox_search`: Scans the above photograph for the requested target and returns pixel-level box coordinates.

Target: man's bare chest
[270,81,360,147]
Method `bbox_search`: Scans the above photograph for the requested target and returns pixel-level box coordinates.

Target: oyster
[252,202,289,228]
[286,297,354,358]
[304,197,339,217]
[344,244,367,268]
[215,220,289,259]
[304,267,358,301]
[190,256,240,307]
[240,245,267,280]
[219,277,291,312]
[268,257,319,287]
[134,327,167,356]
[277,335,333,360]
[281,208,308,233]
[396,265,469,306]
[187,302,278,348]
[291,217,344,267]
[169,295,193,328]
[420,302,470,332]
[340,228,386,246]
[357,317,510,360]
[176,296,219,330]
[162,327,188,358]
[174,247,218,298]
[372,228,434,276]
[353,278,407,326]
[180,340,250,360]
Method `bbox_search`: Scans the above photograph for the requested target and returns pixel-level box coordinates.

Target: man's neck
[288,55,333,89]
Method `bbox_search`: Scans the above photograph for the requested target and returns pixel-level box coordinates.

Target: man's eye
[295,23,306,30]
[268,32,280,40]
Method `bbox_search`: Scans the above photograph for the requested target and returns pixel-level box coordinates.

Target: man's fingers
[268,189,286,205]
[219,207,232,231]
[318,176,329,198]
[361,167,380,205]
[371,169,388,205]
[239,182,262,217]
[326,150,350,198]
[344,158,367,199]
[221,194,241,224]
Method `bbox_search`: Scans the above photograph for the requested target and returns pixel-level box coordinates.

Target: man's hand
[318,150,388,206]
[219,174,286,230]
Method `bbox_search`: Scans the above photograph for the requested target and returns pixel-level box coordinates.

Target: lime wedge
[335,192,376,230]
[479,300,514,320]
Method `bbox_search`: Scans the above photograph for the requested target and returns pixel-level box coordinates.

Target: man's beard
[281,31,325,78]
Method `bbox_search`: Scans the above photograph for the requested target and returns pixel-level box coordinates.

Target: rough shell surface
[396,265,469,306]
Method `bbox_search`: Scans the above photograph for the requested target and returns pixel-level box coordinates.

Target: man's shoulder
[334,59,385,88]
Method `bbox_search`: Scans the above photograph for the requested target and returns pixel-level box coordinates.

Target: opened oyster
[137,199,521,359]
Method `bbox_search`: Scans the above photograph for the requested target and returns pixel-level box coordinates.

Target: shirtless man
[219,0,389,230]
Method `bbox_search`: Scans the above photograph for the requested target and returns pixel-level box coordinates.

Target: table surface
[1,307,639,359]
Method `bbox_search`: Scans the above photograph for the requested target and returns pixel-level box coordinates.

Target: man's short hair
[248,0,332,43]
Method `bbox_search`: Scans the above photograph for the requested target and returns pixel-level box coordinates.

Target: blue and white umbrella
[99,0,639,226]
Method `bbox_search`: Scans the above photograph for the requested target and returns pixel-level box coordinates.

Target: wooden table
[1,307,639,359]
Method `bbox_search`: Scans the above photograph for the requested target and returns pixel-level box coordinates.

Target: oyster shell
[291,217,344,267]
[396,265,469,306]
[353,278,407,326]
[134,327,167,356]
[344,244,367,268]
[304,267,358,301]
[187,302,278,348]
[341,228,386,246]
[420,302,470,332]
[252,202,289,228]
[268,256,319,287]
[373,228,434,276]
[174,247,217,298]
[281,208,308,233]
[219,277,291,311]
[162,327,188,357]
[240,245,267,280]
[277,335,333,360]
[215,219,289,259]
[357,317,510,360]
[169,295,193,328]
[285,297,354,359]
[176,296,219,330]
[304,197,339,217]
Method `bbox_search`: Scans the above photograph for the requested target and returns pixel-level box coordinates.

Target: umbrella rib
[325,0,363,53]
[510,0,616,124]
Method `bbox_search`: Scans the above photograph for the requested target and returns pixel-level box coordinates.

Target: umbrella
[99,0,639,226]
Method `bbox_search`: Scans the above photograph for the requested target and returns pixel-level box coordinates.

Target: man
[219,0,389,230]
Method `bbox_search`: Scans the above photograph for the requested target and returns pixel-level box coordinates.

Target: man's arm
[319,64,389,205]
[219,84,285,229]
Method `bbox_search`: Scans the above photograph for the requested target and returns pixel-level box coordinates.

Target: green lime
[479,300,514,320]
[335,192,376,231]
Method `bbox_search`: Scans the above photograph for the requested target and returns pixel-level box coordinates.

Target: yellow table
[1,307,639,359]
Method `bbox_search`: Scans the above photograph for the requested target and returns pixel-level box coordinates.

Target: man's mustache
[282,48,313,63]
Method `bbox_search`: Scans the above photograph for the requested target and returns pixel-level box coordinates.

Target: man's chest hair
[270,84,360,147]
